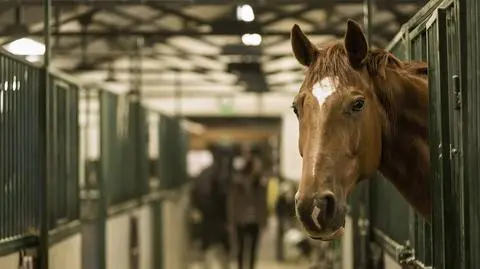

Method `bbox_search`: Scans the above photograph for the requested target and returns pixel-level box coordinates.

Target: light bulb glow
[241,33,262,46]
[4,38,45,56]
[236,5,255,22]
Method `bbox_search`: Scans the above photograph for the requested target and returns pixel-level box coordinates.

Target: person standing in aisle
[229,146,268,269]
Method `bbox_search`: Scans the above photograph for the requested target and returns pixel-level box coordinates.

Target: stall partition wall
[105,205,153,269]
[0,253,19,269]
[0,234,82,269]
[280,112,302,182]
[49,234,82,269]
[161,189,190,269]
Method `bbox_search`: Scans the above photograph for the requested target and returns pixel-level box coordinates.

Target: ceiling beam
[52,51,292,57]
[262,10,364,48]
[54,8,167,52]
[9,0,427,6]
[385,6,414,23]
[258,5,319,27]
[0,7,101,45]
[141,90,294,98]
[14,29,347,37]
[148,4,210,26]
[261,4,313,26]
[54,10,224,75]
[90,79,240,86]
[13,19,399,40]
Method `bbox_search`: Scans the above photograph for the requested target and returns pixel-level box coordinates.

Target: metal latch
[452,75,461,110]
[398,242,432,269]
[449,144,460,160]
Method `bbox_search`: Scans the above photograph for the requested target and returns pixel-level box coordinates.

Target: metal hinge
[358,217,370,236]
[358,205,369,236]
[438,144,442,159]
[452,75,461,110]
[398,242,433,269]
[449,144,460,160]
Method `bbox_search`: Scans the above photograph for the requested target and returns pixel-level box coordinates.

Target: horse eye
[351,99,365,112]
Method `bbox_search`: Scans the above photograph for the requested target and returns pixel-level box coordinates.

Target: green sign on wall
[218,97,234,115]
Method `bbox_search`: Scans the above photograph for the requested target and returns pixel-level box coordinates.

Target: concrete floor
[190,217,311,269]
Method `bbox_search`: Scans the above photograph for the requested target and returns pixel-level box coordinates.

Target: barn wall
[161,192,190,269]
[135,204,153,269]
[106,213,131,269]
[280,112,301,182]
[342,216,354,269]
[105,204,155,269]
[0,253,19,269]
[49,233,82,269]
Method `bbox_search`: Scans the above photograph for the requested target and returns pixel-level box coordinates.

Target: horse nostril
[315,192,337,222]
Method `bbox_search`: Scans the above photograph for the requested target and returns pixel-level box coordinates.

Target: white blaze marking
[312,76,339,105]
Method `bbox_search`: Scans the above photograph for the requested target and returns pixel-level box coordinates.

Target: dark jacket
[228,172,268,228]
[191,165,230,249]
[191,165,229,224]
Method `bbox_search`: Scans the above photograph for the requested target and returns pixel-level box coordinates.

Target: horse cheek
[361,111,382,176]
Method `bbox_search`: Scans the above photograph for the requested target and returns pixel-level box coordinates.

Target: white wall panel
[0,252,19,269]
[49,233,82,269]
[280,112,302,181]
[106,213,130,269]
[135,205,153,269]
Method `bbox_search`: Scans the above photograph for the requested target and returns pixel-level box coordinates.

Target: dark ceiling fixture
[105,63,117,82]
[227,61,268,93]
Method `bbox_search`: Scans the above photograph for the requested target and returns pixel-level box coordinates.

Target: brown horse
[290,20,430,241]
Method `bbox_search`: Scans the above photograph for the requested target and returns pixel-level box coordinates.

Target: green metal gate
[100,91,149,206]
[158,115,189,190]
[425,4,464,267]
[462,0,480,267]
[353,0,480,268]
[1,5,190,267]
[0,48,82,266]
[48,74,81,230]
[0,50,43,256]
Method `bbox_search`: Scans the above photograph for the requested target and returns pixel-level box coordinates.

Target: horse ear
[415,66,428,75]
[404,61,428,75]
[291,24,317,67]
[344,19,368,66]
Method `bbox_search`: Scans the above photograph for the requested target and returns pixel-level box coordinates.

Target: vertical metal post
[130,37,145,202]
[256,92,263,115]
[362,0,373,268]
[79,14,92,68]
[363,0,373,47]
[40,0,51,267]
[456,0,470,267]
[54,7,60,50]
[174,70,182,118]
[129,37,143,98]
[14,7,23,25]
[43,0,51,88]
[98,86,107,269]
